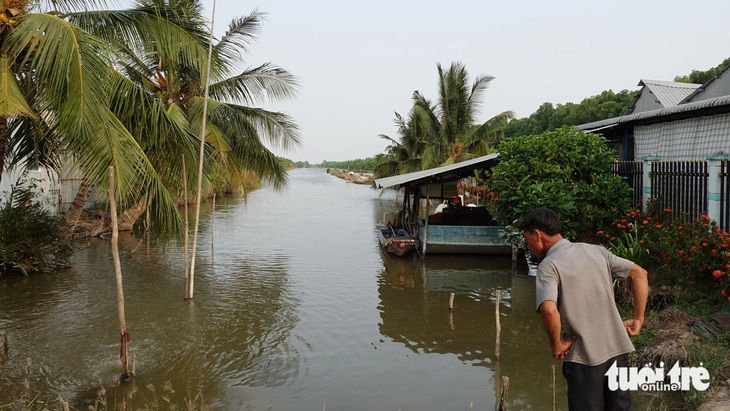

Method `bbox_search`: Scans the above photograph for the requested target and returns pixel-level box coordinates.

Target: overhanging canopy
[374,153,500,190]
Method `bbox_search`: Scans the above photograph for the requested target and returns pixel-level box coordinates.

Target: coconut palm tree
[0,0,211,234]
[68,2,300,228]
[417,62,513,168]
[375,104,435,178]
[376,62,512,177]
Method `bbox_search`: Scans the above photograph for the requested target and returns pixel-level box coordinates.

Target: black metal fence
[612,161,643,209]
[650,161,708,223]
[612,160,730,231]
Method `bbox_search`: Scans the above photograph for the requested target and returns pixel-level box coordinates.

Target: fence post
[706,154,730,224]
[641,155,661,212]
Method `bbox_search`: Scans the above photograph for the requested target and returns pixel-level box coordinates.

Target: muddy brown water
[0,168,674,410]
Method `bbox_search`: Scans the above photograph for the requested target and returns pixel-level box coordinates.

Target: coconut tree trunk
[117,195,148,231]
[64,176,93,229]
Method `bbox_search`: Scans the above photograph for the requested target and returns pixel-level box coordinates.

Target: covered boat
[374,154,512,256]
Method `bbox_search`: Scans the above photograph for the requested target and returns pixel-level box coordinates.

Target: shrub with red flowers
[600,202,730,304]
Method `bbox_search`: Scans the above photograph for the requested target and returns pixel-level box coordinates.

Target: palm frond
[6,12,182,235]
[66,4,213,77]
[214,10,265,70]
[209,62,300,105]
[0,56,36,119]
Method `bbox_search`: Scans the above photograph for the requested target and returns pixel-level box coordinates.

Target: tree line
[370,57,730,179]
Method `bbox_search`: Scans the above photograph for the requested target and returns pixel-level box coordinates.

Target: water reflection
[0,169,676,410]
[0,227,301,408]
[377,252,568,409]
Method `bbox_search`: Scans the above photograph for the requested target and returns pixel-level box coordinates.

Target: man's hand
[624,318,643,337]
[552,335,577,360]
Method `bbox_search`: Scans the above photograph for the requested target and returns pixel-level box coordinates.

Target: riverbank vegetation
[0,0,300,243]
[0,180,72,275]
[321,158,377,172]
[603,205,730,409]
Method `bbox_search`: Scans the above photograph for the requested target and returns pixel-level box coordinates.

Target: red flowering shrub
[601,202,730,303]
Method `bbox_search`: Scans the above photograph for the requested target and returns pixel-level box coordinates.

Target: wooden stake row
[448,290,564,410]
[446,290,503,360]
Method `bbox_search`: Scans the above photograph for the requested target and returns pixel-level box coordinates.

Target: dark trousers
[562,354,631,411]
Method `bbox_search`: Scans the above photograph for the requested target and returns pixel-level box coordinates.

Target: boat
[418,204,510,254]
[374,154,512,256]
[378,226,417,257]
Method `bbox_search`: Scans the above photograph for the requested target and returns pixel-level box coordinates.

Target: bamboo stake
[422,186,430,258]
[495,290,501,360]
[182,155,189,300]
[498,376,510,411]
[145,196,151,244]
[0,332,7,351]
[552,364,556,411]
[131,352,136,377]
[448,293,455,311]
[108,166,129,379]
[188,0,218,299]
[211,192,215,256]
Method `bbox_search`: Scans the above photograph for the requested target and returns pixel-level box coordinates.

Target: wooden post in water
[422,186,430,258]
[211,192,216,255]
[551,364,556,411]
[498,376,510,411]
[0,332,7,351]
[448,293,455,311]
[495,290,502,360]
[108,166,130,380]
[182,155,189,300]
[188,0,218,300]
[494,290,502,359]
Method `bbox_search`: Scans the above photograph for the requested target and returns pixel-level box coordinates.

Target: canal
[0,168,666,410]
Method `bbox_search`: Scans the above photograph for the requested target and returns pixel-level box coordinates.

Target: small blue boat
[378,227,417,257]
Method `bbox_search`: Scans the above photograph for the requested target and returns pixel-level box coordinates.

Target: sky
[200,0,730,164]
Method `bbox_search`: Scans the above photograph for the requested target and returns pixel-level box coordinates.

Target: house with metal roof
[578,64,730,161]
[625,80,701,114]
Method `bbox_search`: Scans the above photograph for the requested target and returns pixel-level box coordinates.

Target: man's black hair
[516,207,562,236]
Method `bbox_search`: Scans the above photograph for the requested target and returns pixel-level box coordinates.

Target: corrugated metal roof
[639,80,701,108]
[578,95,730,132]
[374,153,500,189]
[681,64,730,103]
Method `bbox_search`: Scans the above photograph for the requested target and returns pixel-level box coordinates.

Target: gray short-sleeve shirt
[535,239,635,366]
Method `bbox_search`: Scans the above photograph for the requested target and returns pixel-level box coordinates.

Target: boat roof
[374,153,500,189]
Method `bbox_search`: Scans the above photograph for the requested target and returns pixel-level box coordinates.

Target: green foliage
[320,157,377,171]
[488,126,631,239]
[674,57,730,84]
[0,179,73,275]
[601,204,730,305]
[278,157,310,169]
[608,229,650,268]
[376,62,512,178]
[502,58,730,141]
[504,90,638,138]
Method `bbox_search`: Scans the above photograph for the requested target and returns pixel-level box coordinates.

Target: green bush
[488,126,631,239]
[0,179,73,275]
